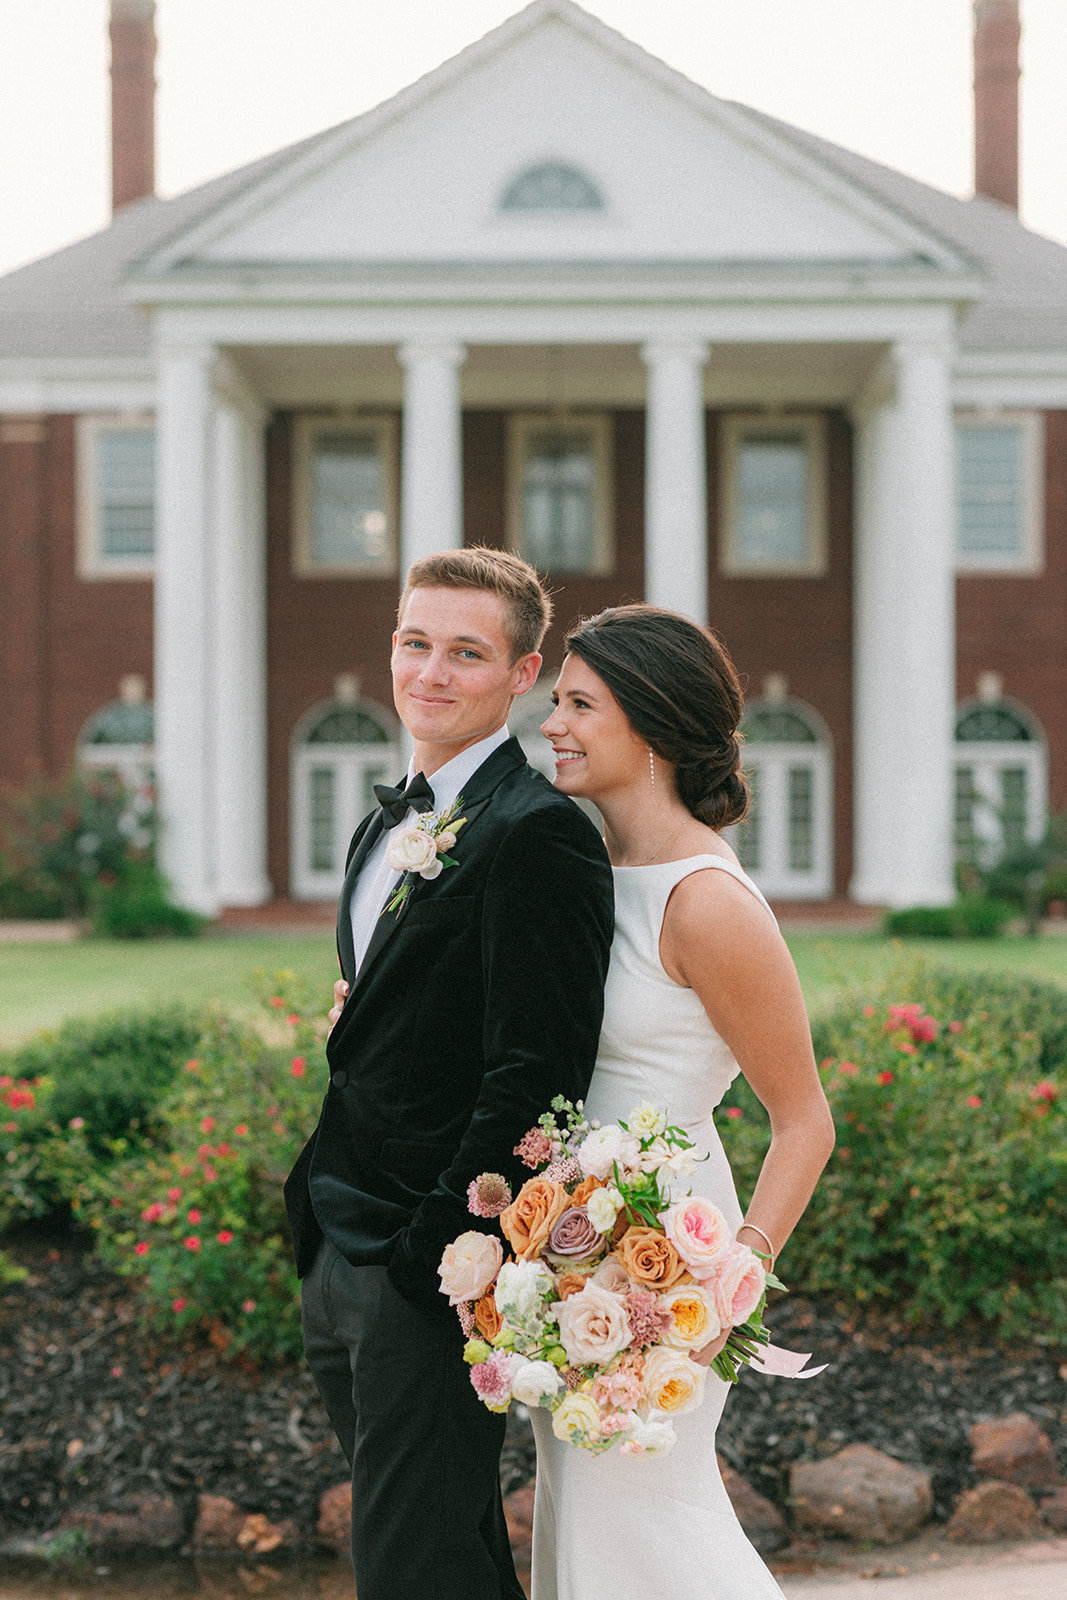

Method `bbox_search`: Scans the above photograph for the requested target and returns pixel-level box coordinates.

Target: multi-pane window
[290,701,398,899]
[720,415,827,575]
[954,701,1045,868]
[77,417,155,577]
[293,416,397,575]
[499,162,604,212]
[955,413,1042,571]
[508,416,613,574]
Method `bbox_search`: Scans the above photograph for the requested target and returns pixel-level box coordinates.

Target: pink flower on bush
[898,1041,917,1056]
[134,1241,149,1256]
[287,1014,300,1026]
[203,1166,217,1183]
[200,1117,216,1134]
[0,1076,11,1089]
[69,1117,85,1130]
[141,1202,164,1223]
[216,1230,234,1245]
[167,1186,182,1203]
[878,1070,894,1085]
[1030,1081,1057,1104]
[291,1058,306,1077]
[172,1297,187,1312]
[3,1121,17,1134]
[242,1298,256,1313]
[863,1005,876,1017]
[234,1124,249,1137]
[110,1197,122,1208]
[187,1208,202,1224]
[184,1058,201,1074]
[966,1095,983,1109]
[216,1142,233,1157]
[269,996,284,1008]
[725,1106,742,1120]
[948,1020,963,1034]
[184,1235,202,1252]
[838,1061,858,1076]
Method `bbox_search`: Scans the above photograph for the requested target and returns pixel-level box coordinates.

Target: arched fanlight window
[290,697,398,900]
[730,699,833,900]
[499,161,604,212]
[955,700,1046,867]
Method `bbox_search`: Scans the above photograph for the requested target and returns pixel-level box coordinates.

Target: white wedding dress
[530,856,787,1600]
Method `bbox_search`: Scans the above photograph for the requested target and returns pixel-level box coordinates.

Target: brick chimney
[110,0,157,212]
[973,0,1021,211]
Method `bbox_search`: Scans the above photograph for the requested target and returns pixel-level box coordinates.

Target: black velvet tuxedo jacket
[284,738,614,1313]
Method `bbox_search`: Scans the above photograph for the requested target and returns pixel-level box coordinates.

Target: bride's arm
[659,869,835,1267]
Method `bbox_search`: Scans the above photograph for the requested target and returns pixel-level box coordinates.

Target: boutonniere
[382,796,467,917]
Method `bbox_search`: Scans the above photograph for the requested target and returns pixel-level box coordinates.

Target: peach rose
[662,1197,731,1276]
[473,1292,503,1341]
[570,1174,603,1208]
[658,1284,720,1351]
[552,1281,631,1367]
[555,1270,591,1301]
[437,1231,503,1306]
[706,1241,766,1328]
[500,1176,569,1260]
[642,1346,707,1416]
[613,1226,689,1291]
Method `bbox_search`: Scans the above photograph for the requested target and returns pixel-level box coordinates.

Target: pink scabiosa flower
[467,1173,512,1218]
[541,1155,584,1185]
[625,1288,673,1350]
[469,1350,523,1409]
[514,1128,554,1169]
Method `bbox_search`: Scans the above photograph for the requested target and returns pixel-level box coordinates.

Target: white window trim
[76,413,155,580]
[291,413,399,578]
[954,698,1047,865]
[289,699,399,901]
[955,410,1044,575]
[506,412,615,576]
[719,413,828,578]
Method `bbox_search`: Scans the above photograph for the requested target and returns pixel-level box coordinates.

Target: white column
[642,340,709,623]
[851,339,957,908]
[212,396,272,907]
[398,341,467,572]
[154,343,217,914]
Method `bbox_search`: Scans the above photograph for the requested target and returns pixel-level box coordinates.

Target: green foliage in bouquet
[71,978,324,1363]
[717,955,1067,1342]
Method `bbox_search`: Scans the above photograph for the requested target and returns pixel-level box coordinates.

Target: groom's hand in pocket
[327,978,349,1035]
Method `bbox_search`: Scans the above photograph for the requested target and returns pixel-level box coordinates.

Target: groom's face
[392,585,541,766]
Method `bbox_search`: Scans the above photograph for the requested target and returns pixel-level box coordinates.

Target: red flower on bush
[216,1230,234,1245]
[234,1124,249,1137]
[3,1086,35,1111]
[187,1208,202,1224]
[1030,1081,1057,1104]
[878,1070,894,1085]
[167,1186,182,1202]
[966,1095,983,1109]
[290,1057,306,1077]
[725,1106,743,1120]
[134,1241,149,1256]
[838,1061,858,1077]
[184,1235,201,1252]
[141,1201,164,1222]
[185,1059,201,1074]
[200,1116,216,1134]
[172,1297,187,1312]
[269,996,284,1008]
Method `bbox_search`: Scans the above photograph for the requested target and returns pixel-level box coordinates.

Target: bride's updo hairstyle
[564,605,749,831]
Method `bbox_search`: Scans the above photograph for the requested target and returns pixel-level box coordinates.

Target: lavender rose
[544,1205,604,1264]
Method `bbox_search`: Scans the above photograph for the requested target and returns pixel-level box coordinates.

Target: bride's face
[541,654,647,803]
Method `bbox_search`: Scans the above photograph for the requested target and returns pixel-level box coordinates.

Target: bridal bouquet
[436,1096,788,1457]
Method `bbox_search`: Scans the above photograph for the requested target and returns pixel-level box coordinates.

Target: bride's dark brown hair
[564,605,749,831]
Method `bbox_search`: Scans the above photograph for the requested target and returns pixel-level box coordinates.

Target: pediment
[140,1,967,280]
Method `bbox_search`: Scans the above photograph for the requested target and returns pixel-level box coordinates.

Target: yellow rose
[500,1176,569,1261]
[642,1346,706,1416]
[659,1284,720,1351]
[551,1391,601,1444]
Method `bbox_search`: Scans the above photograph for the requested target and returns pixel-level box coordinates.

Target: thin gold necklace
[640,816,687,866]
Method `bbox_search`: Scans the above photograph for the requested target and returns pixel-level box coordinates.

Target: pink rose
[704,1241,765,1328]
[437,1230,503,1306]
[662,1197,731,1275]
[552,1281,631,1367]
[591,1255,631,1295]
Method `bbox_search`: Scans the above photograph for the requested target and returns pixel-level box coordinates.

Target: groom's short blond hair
[399,547,553,662]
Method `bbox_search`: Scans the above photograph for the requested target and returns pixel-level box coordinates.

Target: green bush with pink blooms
[717,955,1067,1344]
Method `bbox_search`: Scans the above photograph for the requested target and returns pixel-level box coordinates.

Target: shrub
[0,769,154,920]
[74,980,326,1363]
[90,860,205,939]
[718,955,1067,1343]
[883,895,1014,939]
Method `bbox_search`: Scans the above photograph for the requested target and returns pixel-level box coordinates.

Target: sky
[1,0,1066,278]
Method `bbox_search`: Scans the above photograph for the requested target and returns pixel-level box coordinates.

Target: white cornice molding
[0,359,156,414]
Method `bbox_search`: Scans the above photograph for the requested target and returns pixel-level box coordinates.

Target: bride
[532,604,835,1600]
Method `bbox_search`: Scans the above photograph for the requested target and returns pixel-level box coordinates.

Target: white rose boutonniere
[383,796,467,917]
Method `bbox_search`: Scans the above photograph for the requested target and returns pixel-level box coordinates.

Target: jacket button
[330,1071,348,1089]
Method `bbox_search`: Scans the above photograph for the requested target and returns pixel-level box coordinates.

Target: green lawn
[2,927,1067,1050]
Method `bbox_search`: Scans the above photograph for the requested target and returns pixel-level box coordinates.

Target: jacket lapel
[335,810,385,982]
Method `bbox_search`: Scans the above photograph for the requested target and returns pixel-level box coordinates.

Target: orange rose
[500,1176,569,1261]
[570,1174,603,1208]
[555,1270,591,1300]
[613,1226,689,1291]
[473,1293,503,1341]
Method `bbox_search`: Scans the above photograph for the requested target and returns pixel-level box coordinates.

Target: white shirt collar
[410,724,512,815]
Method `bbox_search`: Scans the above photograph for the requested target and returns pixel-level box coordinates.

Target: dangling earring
[649,748,655,795]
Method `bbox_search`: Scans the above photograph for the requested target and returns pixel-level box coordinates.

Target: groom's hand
[327,978,349,1035]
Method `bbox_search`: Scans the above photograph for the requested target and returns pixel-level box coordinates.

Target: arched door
[731,702,833,900]
[290,701,399,900]
[954,701,1046,868]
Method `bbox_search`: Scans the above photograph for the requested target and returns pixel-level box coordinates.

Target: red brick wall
[956,409,1067,811]
[707,410,855,897]
[0,415,152,794]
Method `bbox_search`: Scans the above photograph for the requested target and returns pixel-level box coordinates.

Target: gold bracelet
[738,1221,775,1264]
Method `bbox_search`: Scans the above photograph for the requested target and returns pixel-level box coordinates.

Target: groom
[285,547,613,1600]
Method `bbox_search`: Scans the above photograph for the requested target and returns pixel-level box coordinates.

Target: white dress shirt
[348,724,512,975]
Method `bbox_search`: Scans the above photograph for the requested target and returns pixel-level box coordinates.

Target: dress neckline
[611,852,736,872]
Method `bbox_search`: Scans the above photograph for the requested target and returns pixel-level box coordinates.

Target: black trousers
[301,1239,526,1600]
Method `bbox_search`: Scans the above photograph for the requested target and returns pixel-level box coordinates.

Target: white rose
[577,1124,641,1181]
[510,1359,563,1406]
[586,1185,624,1234]
[627,1102,667,1140]
[621,1416,677,1457]
[552,1281,631,1366]
[495,1258,554,1323]
[386,826,438,874]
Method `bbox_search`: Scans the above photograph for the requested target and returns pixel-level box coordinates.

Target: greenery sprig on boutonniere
[382,797,467,917]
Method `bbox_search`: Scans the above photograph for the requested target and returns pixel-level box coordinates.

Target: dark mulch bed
[1,1223,1064,1544]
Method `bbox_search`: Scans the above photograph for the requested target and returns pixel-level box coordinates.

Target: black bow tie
[373,772,436,828]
